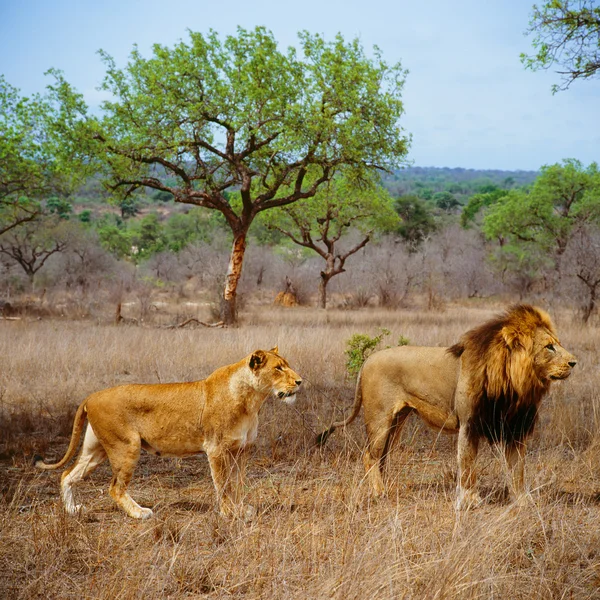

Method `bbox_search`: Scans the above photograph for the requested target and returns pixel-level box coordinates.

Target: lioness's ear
[270,346,279,355]
[249,350,267,371]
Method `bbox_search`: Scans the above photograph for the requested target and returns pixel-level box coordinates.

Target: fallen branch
[166,318,225,329]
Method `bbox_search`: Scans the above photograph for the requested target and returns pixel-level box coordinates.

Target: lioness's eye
[276,366,283,371]
[546,344,555,352]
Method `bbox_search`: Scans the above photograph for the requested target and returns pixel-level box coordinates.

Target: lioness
[36,347,302,519]
[318,305,577,509]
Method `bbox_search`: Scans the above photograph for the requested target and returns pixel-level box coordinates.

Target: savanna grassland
[1,305,600,599]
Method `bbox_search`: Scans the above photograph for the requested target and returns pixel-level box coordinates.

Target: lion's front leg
[504,441,527,506]
[455,425,482,510]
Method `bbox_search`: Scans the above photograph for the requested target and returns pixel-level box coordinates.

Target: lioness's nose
[295,379,303,386]
[568,360,577,368]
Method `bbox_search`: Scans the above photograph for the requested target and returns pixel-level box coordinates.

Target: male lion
[318,305,577,509]
[36,347,302,519]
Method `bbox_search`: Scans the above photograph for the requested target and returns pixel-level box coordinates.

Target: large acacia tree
[50,27,410,324]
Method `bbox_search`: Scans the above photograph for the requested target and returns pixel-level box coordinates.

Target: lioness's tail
[34,401,88,470]
[316,370,364,446]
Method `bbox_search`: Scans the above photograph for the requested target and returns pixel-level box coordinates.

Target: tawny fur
[36,347,302,519]
[318,305,577,509]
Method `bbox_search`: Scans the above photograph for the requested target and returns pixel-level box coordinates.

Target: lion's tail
[316,370,365,446]
[34,401,88,470]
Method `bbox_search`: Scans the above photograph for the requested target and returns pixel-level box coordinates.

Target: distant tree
[563,225,600,322]
[48,27,410,323]
[432,191,460,213]
[0,76,77,236]
[0,216,73,286]
[265,176,399,308]
[164,208,218,252]
[461,188,509,227]
[130,213,166,259]
[118,196,140,219]
[393,194,437,246]
[522,0,600,91]
[95,217,133,260]
[481,159,600,283]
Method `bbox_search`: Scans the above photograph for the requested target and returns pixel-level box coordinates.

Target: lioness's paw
[137,507,154,520]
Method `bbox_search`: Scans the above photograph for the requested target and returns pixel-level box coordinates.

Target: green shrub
[345,329,411,378]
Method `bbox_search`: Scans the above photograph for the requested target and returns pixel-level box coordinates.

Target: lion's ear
[501,325,524,350]
[249,350,267,371]
[269,346,279,355]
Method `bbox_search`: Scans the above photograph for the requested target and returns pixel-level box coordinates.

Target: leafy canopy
[481,159,600,258]
[0,76,81,235]
[522,0,600,91]
[48,27,410,232]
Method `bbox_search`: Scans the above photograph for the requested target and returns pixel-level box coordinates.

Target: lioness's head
[249,347,302,404]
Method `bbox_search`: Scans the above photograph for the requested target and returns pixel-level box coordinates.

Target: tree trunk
[220,233,247,325]
[318,273,330,309]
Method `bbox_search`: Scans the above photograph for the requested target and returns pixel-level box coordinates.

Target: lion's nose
[568,360,577,368]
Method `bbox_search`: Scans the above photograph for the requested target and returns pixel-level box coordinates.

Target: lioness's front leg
[207,450,240,516]
[455,425,482,510]
[504,441,527,505]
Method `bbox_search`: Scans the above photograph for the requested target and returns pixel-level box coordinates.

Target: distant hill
[382,166,539,203]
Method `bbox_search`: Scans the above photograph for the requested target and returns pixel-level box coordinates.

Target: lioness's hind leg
[61,425,107,515]
[105,438,152,519]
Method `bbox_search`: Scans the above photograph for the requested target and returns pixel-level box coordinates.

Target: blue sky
[1,0,598,171]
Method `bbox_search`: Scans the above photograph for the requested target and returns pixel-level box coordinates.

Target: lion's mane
[448,304,557,444]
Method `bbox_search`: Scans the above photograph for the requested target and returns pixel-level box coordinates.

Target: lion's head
[249,346,302,404]
[449,304,577,443]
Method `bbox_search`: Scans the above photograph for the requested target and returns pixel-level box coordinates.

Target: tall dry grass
[1,304,599,599]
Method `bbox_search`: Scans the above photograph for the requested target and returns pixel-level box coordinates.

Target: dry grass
[1,304,600,599]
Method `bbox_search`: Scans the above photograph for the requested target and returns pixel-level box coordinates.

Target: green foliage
[78,209,92,224]
[345,328,391,378]
[345,328,411,379]
[382,167,537,205]
[119,197,140,219]
[461,188,509,227]
[481,159,600,275]
[264,175,399,242]
[393,194,437,246]
[0,76,84,236]
[48,26,410,215]
[522,0,600,91]
[432,191,460,212]
[46,197,72,219]
[95,218,132,260]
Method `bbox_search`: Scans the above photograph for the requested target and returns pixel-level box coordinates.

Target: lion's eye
[546,344,555,352]
[275,366,283,371]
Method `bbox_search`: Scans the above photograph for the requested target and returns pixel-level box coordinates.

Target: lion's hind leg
[60,424,107,515]
[363,406,412,497]
[104,436,152,519]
